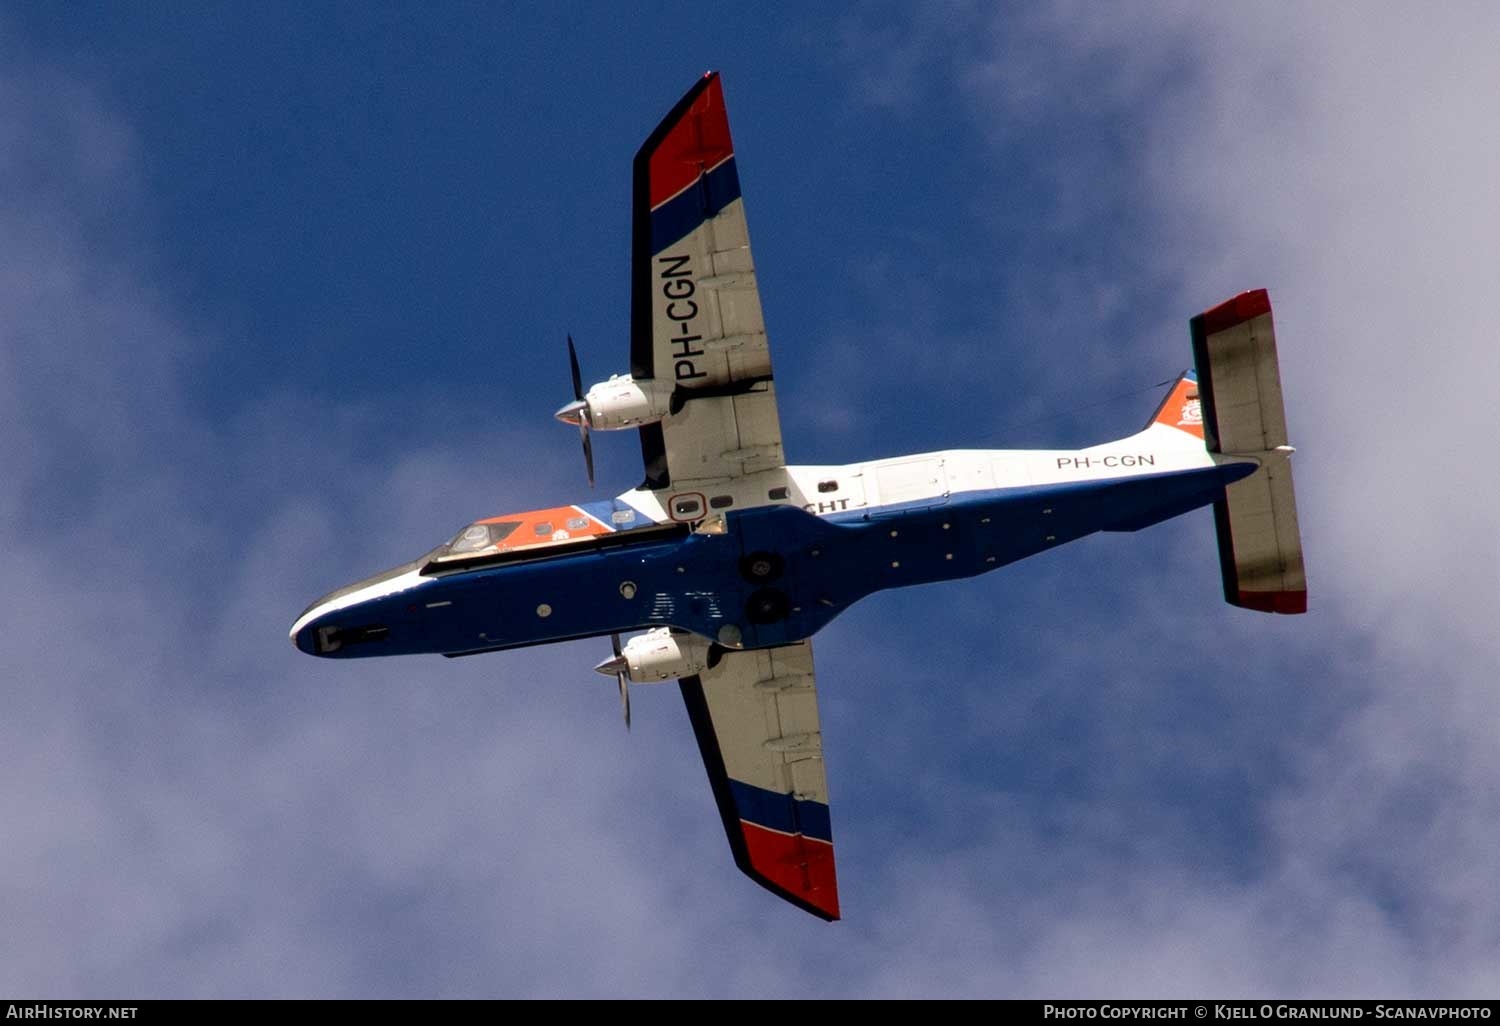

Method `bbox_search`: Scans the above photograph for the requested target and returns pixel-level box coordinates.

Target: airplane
[290,71,1307,922]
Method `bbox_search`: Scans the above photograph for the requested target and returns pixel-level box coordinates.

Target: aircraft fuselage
[290,446,1256,661]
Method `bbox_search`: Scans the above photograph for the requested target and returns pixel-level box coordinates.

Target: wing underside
[678,641,839,920]
[632,72,784,489]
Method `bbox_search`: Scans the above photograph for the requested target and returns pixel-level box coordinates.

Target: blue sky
[3,3,1498,998]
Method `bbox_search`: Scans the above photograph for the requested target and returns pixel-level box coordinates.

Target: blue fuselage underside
[293,463,1253,658]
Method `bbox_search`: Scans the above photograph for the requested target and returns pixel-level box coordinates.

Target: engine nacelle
[582,374,674,431]
[621,627,712,683]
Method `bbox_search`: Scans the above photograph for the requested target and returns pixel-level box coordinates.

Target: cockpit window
[450,524,492,554]
[442,520,520,557]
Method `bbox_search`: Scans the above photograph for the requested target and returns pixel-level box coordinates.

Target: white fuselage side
[620,422,1241,525]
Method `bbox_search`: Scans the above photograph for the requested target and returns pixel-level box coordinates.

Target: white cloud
[0,41,763,998]
[882,0,1500,995]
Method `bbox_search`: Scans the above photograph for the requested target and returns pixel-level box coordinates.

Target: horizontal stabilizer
[1191,290,1307,614]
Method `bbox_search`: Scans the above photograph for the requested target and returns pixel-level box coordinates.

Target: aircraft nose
[289,602,330,656]
[289,585,351,657]
[290,622,315,654]
[289,609,391,657]
[291,557,424,658]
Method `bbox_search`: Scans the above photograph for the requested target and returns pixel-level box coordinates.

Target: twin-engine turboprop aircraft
[290,72,1307,921]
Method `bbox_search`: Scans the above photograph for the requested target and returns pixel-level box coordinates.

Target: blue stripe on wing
[649,156,742,255]
[727,778,832,843]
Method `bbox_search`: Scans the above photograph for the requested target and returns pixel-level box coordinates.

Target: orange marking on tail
[1155,377,1205,440]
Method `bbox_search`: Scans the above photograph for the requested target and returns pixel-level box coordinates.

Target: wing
[678,640,839,920]
[632,72,784,490]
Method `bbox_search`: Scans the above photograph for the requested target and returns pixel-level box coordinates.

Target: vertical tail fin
[1190,289,1307,614]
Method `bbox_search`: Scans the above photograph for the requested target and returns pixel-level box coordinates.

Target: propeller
[567,332,584,401]
[553,334,595,487]
[592,632,630,730]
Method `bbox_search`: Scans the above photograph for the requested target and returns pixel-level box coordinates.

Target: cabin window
[534,522,553,536]
[566,517,589,530]
[817,480,838,493]
[768,486,789,500]
[672,496,702,517]
[710,495,734,509]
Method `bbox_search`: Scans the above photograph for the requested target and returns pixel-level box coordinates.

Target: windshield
[439,520,522,559]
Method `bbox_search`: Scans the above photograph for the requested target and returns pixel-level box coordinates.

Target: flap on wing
[630,72,784,489]
[678,641,839,921]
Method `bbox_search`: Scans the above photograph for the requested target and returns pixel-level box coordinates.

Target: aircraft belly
[819,463,1257,594]
[309,464,1251,659]
[410,537,749,656]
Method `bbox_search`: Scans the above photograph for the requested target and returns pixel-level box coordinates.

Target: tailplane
[1191,289,1307,614]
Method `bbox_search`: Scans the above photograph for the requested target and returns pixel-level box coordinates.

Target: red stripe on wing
[648,73,735,209]
[740,821,840,921]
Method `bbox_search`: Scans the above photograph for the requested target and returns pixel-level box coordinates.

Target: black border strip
[1192,310,1241,605]
[1211,494,1240,603]
[677,672,838,921]
[1188,312,1223,454]
[420,521,688,576]
[637,422,670,492]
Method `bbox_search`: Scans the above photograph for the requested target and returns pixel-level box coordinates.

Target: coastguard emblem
[1177,397,1202,427]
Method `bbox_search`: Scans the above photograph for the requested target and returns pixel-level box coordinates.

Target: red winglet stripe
[740,822,840,920]
[1199,288,1271,335]
[1236,589,1308,615]
[647,73,735,209]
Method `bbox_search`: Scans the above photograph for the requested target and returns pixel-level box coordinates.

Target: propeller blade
[567,334,584,402]
[579,421,595,489]
[558,335,595,488]
[594,635,630,729]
